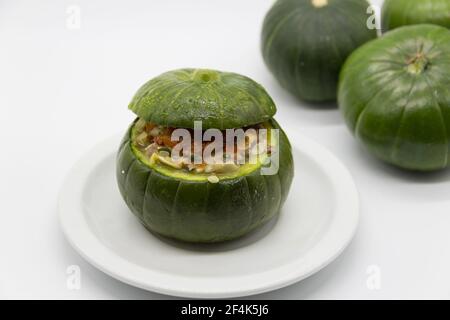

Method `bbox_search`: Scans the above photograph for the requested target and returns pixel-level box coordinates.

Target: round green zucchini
[117,119,294,243]
[261,0,377,102]
[382,0,450,32]
[117,69,294,243]
[338,24,450,171]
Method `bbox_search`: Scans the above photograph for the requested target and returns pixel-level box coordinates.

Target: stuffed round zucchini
[382,0,450,32]
[261,0,377,102]
[338,25,450,171]
[117,69,294,243]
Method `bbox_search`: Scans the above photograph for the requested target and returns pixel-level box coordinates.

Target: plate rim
[58,130,359,298]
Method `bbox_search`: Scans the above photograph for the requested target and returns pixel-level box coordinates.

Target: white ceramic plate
[58,131,359,298]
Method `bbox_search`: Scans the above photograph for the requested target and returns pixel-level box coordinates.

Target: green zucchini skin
[261,0,377,103]
[116,119,294,243]
[382,0,450,32]
[128,69,276,130]
[338,24,450,171]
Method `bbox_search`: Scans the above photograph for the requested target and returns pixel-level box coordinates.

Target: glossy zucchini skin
[261,0,377,102]
[338,25,450,171]
[382,0,450,32]
[129,69,276,130]
[116,119,294,243]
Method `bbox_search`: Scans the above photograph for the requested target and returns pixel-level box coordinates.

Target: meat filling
[132,118,271,176]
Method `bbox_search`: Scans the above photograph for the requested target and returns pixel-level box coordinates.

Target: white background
[1,0,450,299]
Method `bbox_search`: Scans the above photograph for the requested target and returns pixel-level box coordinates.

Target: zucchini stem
[406,53,429,75]
[312,0,328,8]
[192,69,219,82]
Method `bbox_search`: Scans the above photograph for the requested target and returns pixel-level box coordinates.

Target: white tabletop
[1,0,449,299]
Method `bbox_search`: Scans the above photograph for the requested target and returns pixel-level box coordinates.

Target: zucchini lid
[128,69,277,130]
